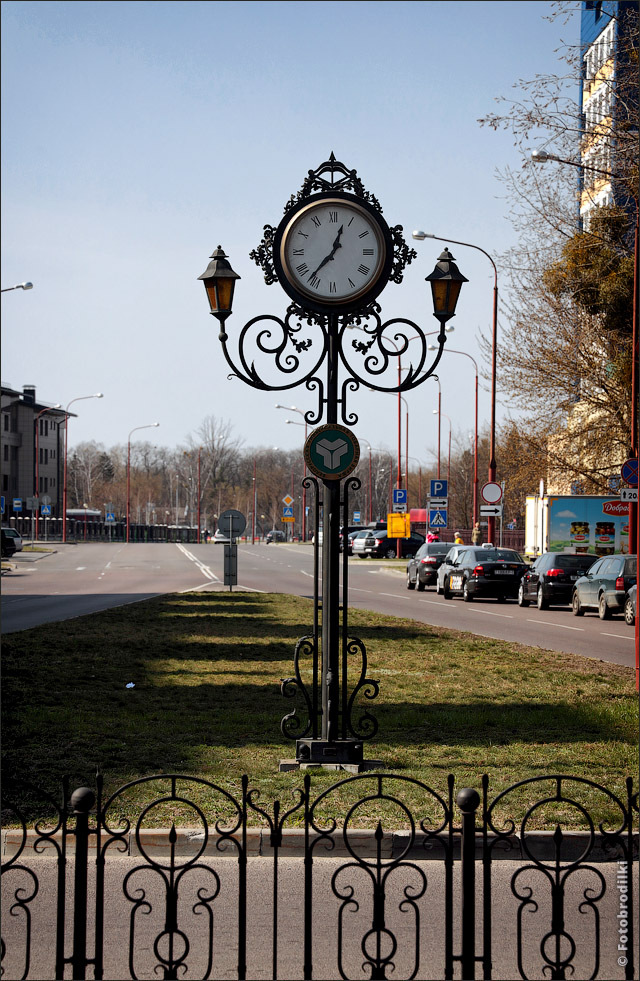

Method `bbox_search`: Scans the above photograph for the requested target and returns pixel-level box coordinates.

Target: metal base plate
[296,738,363,764]
[279,758,386,774]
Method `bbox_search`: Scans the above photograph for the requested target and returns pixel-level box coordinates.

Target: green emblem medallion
[304,425,360,481]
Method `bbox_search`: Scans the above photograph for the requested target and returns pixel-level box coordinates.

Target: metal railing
[1,772,637,980]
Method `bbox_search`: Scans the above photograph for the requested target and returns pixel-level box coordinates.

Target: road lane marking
[176,543,219,581]
[527,619,584,632]
[380,592,410,600]
[471,609,513,619]
[601,632,634,641]
[349,587,374,593]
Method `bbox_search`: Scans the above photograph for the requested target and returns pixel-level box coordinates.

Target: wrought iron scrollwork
[484,774,636,981]
[344,637,379,742]
[308,773,453,981]
[99,775,245,981]
[280,636,316,741]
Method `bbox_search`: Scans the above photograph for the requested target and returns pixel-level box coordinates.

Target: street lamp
[276,403,309,542]
[183,447,202,543]
[414,230,498,541]
[1,282,33,292]
[34,403,61,541]
[431,374,442,478]
[429,343,479,526]
[127,423,160,543]
[199,155,467,768]
[197,247,241,336]
[62,393,103,543]
[433,409,452,484]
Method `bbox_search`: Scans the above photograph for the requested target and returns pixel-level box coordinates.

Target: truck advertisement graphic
[525,495,630,557]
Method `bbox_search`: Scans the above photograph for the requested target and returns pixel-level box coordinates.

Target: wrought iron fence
[1,772,637,980]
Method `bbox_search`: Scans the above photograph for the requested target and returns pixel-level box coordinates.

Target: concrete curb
[3,827,636,862]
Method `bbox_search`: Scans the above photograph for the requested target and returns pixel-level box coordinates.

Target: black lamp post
[199,155,467,769]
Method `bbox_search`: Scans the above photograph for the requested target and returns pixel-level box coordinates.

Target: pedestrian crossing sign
[429,509,448,528]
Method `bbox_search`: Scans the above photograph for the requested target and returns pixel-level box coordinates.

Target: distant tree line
[67,414,534,535]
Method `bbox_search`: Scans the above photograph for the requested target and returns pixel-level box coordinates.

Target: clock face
[275,195,391,311]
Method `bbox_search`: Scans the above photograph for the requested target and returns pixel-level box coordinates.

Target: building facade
[579,1,637,226]
[1,384,69,522]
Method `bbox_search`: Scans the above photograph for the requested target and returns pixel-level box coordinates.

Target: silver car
[1,527,23,552]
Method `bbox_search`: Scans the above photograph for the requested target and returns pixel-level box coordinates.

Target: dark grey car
[572,554,636,619]
[406,541,455,590]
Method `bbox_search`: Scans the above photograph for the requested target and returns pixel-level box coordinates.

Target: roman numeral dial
[276,195,390,310]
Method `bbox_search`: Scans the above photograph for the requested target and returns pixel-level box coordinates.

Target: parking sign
[430,479,448,499]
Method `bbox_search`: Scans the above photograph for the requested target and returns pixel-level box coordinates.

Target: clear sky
[1,1,578,467]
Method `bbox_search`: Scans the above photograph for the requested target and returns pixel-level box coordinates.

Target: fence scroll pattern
[1,773,637,981]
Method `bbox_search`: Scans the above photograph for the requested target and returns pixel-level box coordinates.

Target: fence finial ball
[456,788,480,812]
[70,786,96,813]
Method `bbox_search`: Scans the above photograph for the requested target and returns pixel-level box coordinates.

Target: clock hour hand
[310,226,344,278]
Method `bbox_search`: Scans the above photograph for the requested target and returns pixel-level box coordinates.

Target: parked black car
[440,546,528,602]
[406,541,455,590]
[1,529,17,559]
[265,529,286,543]
[353,529,425,559]
[518,551,596,609]
[571,553,637,619]
[339,525,364,552]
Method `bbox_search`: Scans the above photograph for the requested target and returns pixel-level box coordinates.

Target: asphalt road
[2,853,636,981]
[1,542,636,668]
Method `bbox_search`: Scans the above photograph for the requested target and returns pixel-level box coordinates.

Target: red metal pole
[126,439,131,544]
[474,370,479,529]
[62,414,69,543]
[368,446,372,524]
[252,457,256,544]
[487,277,498,544]
[437,388,441,479]
[197,448,201,544]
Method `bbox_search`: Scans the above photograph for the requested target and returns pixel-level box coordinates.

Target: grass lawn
[2,592,637,828]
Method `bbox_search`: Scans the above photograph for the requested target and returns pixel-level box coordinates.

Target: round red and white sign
[481,481,503,505]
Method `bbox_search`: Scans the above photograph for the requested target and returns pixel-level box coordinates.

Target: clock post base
[278,739,384,773]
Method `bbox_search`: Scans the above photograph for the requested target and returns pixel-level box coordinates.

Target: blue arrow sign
[430,479,448,499]
[392,488,407,505]
[429,509,448,528]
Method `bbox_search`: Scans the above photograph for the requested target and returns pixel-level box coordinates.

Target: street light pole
[276,404,308,542]
[414,230,498,541]
[127,423,159,543]
[429,344,479,527]
[62,394,103,543]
